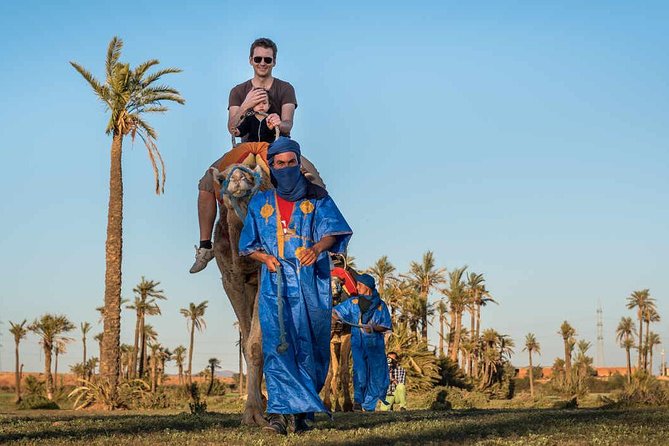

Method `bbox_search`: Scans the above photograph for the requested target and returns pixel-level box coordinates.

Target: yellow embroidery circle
[300,200,315,215]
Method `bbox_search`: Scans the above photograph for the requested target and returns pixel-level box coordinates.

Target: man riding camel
[238,137,352,435]
[191,37,297,273]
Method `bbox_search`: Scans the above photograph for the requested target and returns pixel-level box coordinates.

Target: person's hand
[266,113,281,129]
[297,246,320,266]
[263,254,281,273]
[241,88,268,111]
[362,324,373,334]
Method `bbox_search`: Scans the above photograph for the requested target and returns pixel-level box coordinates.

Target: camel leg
[340,333,353,412]
[241,273,267,427]
[322,347,335,412]
[332,340,342,412]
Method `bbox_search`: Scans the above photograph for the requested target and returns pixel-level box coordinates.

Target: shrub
[435,357,471,389]
[429,386,488,409]
[17,395,60,410]
[607,372,669,407]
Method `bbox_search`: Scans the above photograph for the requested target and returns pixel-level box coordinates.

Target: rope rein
[275,263,289,353]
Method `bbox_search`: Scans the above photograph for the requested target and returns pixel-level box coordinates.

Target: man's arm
[248,251,281,273]
[297,235,335,266]
[279,103,296,135]
[228,89,268,135]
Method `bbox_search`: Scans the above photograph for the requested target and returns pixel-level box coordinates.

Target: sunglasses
[253,56,273,64]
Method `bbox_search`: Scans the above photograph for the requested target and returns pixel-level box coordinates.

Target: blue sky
[0,1,667,375]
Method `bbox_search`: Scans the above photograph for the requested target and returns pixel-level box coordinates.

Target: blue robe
[239,190,352,414]
[334,291,392,411]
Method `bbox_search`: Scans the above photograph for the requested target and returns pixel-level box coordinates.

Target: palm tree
[523,333,541,397]
[173,345,187,385]
[148,342,162,392]
[70,37,184,395]
[647,332,661,376]
[558,321,576,386]
[80,322,92,365]
[368,255,396,295]
[9,320,28,403]
[642,305,660,371]
[443,266,468,363]
[436,299,448,358]
[616,316,636,383]
[574,340,593,387]
[180,301,209,385]
[405,251,446,341]
[29,315,75,400]
[54,338,70,391]
[94,333,104,359]
[206,357,221,396]
[626,289,651,371]
[233,321,244,396]
[141,324,159,376]
[126,277,166,378]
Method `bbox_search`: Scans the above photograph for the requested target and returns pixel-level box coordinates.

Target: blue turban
[267,136,301,166]
[267,137,308,201]
[356,273,377,291]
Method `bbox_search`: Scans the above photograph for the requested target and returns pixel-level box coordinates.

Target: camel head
[211,164,266,220]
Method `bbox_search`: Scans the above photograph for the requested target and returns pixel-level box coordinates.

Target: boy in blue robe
[238,137,352,435]
[333,273,392,412]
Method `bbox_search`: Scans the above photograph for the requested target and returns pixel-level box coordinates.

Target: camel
[209,142,327,426]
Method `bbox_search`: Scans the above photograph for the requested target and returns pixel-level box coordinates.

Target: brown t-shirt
[228,78,297,136]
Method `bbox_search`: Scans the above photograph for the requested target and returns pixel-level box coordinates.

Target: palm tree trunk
[138,316,146,378]
[101,131,123,401]
[625,344,632,384]
[450,311,463,363]
[150,354,157,392]
[14,341,21,403]
[131,310,141,378]
[44,343,54,400]
[438,308,445,358]
[54,349,59,392]
[644,318,650,372]
[650,347,654,376]
[188,322,195,386]
[637,313,643,371]
[564,341,572,386]
[474,303,481,375]
[83,337,87,367]
[207,365,214,395]
[421,294,429,341]
[178,364,183,385]
[447,310,456,358]
[528,351,534,398]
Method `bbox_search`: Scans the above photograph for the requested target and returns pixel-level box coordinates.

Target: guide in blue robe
[238,138,352,415]
[333,276,392,411]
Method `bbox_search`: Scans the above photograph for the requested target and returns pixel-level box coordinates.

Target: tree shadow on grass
[0,411,242,443]
[307,408,669,445]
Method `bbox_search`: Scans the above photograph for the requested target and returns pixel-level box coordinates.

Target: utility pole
[596,302,605,368]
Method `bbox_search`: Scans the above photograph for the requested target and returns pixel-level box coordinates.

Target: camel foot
[342,400,353,412]
[241,407,269,427]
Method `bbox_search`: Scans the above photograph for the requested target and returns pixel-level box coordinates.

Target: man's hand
[249,251,281,272]
[297,246,320,266]
[266,113,281,130]
[263,254,281,273]
[241,88,268,112]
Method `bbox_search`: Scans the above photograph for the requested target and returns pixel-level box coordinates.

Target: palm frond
[70,62,109,105]
[106,36,123,78]
[133,59,160,79]
[141,68,183,87]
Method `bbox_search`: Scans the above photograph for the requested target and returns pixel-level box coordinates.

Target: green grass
[2,404,669,445]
